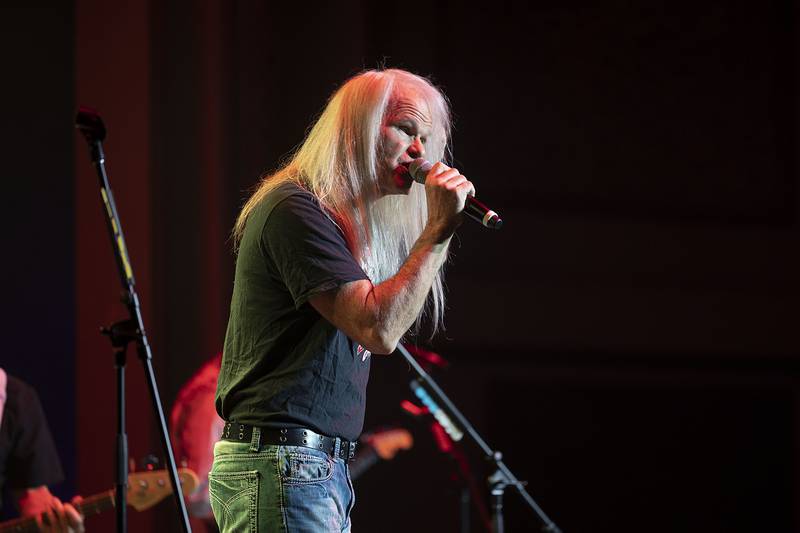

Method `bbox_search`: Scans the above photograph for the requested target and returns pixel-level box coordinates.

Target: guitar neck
[0,467,198,533]
[0,491,114,533]
[76,491,116,518]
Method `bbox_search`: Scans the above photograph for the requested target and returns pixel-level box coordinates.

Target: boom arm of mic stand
[397,343,561,533]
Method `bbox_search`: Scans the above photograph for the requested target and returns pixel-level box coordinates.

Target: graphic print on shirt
[356,344,372,362]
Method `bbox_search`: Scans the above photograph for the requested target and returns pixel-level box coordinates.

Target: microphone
[408,158,503,229]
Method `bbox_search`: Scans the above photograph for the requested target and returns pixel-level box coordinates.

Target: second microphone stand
[398,343,561,533]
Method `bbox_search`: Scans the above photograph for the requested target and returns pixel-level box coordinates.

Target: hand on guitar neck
[0,468,198,533]
[14,487,83,533]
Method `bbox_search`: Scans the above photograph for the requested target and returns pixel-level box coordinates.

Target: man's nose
[407,137,425,158]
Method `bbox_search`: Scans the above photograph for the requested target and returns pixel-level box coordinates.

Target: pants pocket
[277,448,333,485]
[209,470,259,532]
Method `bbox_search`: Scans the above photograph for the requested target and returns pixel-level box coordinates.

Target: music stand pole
[398,343,561,533]
[75,107,192,533]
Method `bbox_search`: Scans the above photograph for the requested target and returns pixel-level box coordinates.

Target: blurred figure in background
[0,369,84,532]
[170,355,224,532]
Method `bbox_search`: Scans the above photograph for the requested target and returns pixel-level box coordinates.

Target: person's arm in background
[0,369,7,427]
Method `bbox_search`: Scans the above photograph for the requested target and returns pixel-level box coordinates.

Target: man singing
[212,68,473,532]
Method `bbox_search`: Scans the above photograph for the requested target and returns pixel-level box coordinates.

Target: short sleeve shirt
[0,376,64,509]
[216,182,371,441]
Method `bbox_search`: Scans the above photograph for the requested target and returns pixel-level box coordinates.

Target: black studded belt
[221,422,357,463]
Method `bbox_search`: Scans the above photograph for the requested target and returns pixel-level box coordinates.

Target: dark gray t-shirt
[216,181,371,441]
[0,376,64,511]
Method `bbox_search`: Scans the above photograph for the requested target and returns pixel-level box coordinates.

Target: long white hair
[234,68,452,334]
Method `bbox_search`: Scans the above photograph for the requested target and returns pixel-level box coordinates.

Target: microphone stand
[75,107,192,533]
[398,343,561,533]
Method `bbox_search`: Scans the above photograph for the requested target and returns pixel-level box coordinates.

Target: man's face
[377,84,438,196]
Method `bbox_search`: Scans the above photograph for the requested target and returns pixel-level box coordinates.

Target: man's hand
[15,486,85,533]
[422,162,475,241]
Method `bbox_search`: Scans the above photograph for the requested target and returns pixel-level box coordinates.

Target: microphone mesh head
[408,158,433,183]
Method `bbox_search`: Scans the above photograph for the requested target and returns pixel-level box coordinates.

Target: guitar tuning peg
[140,454,160,471]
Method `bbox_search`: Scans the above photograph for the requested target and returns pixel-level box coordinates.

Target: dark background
[1,1,798,531]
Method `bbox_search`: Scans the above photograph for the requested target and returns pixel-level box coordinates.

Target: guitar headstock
[127,468,199,511]
[366,428,414,460]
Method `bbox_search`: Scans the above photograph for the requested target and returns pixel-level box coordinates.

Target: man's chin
[377,169,414,197]
[394,170,414,190]
[393,180,413,195]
